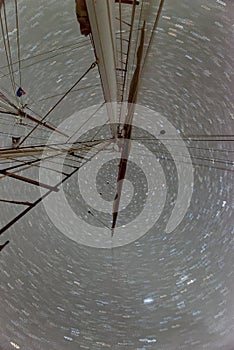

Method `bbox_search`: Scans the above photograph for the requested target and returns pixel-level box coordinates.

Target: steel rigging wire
[0,41,91,80]
[18,61,97,146]
[14,0,21,88]
[0,1,16,94]
[0,39,90,73]
[0,0,233,248]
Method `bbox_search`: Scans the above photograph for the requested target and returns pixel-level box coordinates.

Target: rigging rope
[0,42,91,80]
[118,0,124,74]
[37,84,101,102]
[0,39,89,71]
[18,61,97,146]
[122,0,165,110]
[142,0,165,72]
[2,2,17,93]
[0,5,16,94]
[66,102,105,144]
[14,0,22,88]
[119,0,137,105]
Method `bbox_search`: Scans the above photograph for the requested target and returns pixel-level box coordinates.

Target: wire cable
[2,2,17,93]
[0,38,89,70]
[14,0,22,87]
[0,7,15,94]
[18,61,97,146]
[0,42,91,80]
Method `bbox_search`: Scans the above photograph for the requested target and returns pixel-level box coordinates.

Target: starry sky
[0,0,234,349]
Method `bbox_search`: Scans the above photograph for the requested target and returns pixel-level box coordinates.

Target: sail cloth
[75,0,91,36]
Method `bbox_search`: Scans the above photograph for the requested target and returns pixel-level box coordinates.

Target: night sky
[0,0,234,349]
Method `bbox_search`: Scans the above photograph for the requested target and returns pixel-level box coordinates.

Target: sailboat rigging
[76,0,167,234]
[0,89,67,136]
[0,0,167,248]
[111,21,145,234]
[0,0,233,251]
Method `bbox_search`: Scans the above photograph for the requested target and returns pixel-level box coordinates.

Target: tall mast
[111,22,145,234]
[85,0,118,137]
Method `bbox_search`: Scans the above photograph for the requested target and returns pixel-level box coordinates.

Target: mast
[110,0,165,234]
[0,0,167,243]
[85,0,119,137]
[111,22,145,234]
[76,1,166,234]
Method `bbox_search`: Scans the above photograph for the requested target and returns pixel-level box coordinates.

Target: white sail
[85,0,118,137]
[86,0,118,104]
